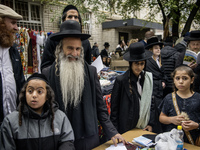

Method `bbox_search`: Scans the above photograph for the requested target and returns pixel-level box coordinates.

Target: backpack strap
[172,92,194,145]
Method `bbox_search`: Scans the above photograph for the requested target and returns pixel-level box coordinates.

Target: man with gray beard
[59,42,85,107]
[48,20,125,150]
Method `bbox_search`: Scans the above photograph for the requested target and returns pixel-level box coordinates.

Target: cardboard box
[110,60,129,71]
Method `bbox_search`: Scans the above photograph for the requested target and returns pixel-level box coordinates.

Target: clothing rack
[15,27,54,77]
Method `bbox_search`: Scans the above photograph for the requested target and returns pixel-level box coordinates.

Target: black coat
[48,62,118,142]
[110,70,154,134]
[161,46,180,96]
[91,46,99,58]
[0,46,25,124]
[146,58,167,104]
[41,37,92,71]
[100,49,108,57]
[146,58,168,133]
[174,41,187,68]
[173,41,200,93]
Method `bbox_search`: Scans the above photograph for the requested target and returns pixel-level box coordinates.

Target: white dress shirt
[0,46,17,117]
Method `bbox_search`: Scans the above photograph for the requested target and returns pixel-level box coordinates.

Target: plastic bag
[155,128,181,150]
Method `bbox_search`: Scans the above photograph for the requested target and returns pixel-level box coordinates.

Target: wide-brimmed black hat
[145,36,163,49]
[104,42,110,47]
[123,42,152,62]
[50,20,90,41]
[184,30,200,41]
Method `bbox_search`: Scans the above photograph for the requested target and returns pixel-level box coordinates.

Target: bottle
[176,125,184,150]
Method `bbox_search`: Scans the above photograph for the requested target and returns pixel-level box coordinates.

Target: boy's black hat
[27,73,49,85]
[145,36,163,49]
[123,42,152,62]
[104,42,110,47]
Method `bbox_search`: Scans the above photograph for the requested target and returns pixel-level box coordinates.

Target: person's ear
[191,77,195,84]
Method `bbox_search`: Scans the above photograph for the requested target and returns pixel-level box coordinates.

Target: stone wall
[43,4,62,33]
[42,4,161,54]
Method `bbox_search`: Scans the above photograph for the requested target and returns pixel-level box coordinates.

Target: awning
[102,18,163,30]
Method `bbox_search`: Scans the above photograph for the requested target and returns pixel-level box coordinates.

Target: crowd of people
[0,3,200,150]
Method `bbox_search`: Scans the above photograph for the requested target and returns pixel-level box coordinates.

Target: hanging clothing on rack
[14,28,51,75]
[29,30,37,73]
[15,27,30,75]
[36,31,46,73]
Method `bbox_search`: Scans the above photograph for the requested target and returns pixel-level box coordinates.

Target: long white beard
[59,52,85,108]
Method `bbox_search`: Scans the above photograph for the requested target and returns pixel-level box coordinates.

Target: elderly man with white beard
[48,20,126,150]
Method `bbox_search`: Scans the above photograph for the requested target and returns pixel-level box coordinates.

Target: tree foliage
[35,0,200,39]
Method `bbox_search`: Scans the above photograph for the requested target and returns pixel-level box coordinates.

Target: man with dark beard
[48,20,126,150]
[0,5,25,124]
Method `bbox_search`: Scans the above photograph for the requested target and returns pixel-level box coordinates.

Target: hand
[111,133,126,146]
[188,61,197,69]
[170,115,185,125]
[181,120,199,131]
[162,82,166,89]
[122,40,126,46]
[143,125,152,132]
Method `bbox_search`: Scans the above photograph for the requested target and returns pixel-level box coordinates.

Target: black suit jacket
[48,62,118,140]
[100,49,108,57]
[110,70,155,134]
[146,58,168,105]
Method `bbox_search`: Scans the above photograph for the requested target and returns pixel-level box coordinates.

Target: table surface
[93,128,200,150]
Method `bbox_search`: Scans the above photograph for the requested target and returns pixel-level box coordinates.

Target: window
[1,0,42,31]
[30,3,41,22]
[82,12,91,35]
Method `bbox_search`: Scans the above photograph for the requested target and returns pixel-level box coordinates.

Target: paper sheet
[105,143,127,150]
[91,56,104,73]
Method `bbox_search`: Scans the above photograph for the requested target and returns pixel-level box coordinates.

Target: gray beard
[59,52,85,108]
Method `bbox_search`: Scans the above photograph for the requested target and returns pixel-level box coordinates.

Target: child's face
[103,57,107,62]
[131,61,145,77]
[152,45,160,57]
[174,70,194,92]
[26,79,47,115]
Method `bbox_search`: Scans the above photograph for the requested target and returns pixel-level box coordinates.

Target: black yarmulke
[62,5,79,15]
[27,73,49,84]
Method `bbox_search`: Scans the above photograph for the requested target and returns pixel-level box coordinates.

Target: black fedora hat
[50,20,90,41]
[104,42,110,47]
[184,30,200,41]
[123,42,152,62]
[145,36,163,49]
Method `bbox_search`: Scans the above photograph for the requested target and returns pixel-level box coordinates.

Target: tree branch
[157,0,166,19]
[181,0,200,36]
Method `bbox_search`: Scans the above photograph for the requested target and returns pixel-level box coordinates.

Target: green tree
[36,0,200,39]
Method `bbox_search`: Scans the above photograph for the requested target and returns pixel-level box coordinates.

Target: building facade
[1,0,163,52]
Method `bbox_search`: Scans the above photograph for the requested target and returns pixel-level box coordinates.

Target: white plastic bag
[155,128,180,150]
